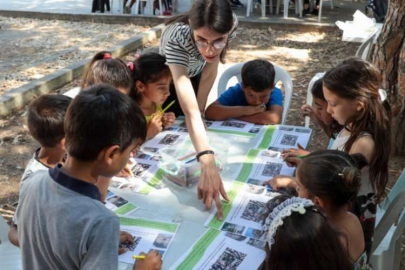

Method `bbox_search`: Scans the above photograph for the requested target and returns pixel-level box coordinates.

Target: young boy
[13,85,161,270]
[21,94,72,187]
[205,60,283,124]
[8,94,72,247]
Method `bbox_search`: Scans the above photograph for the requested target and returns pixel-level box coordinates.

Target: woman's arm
[196,62,220,112]
[169,64,229,220]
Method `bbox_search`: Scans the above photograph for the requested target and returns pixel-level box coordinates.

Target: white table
[116,123,267,270]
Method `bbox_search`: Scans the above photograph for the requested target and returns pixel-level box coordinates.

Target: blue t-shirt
[217,83,283,107]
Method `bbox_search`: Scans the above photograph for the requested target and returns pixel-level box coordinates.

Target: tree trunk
[372,0,405,155]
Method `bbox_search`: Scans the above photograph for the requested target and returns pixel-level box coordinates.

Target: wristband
[196,150,215,162]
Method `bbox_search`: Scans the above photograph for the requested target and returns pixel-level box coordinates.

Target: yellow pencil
[132,255,146,259]
[157,100,176,117]
[125,164,134,177]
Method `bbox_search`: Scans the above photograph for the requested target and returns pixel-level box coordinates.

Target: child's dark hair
[264,195,353,270]
[297,150,368,209]
[323,57,391,203]
[27,94,72,148]
[241,60,275,93]
[64,84,146,161]
[81,51,132,92]
[311,79,342,139]
[165,0,233,63]
[129,52,171,101]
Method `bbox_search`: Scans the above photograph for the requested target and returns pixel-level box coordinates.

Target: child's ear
[100,145,120,166]
[355,98,365,112]
[60,138,66,150]
[135,81,146,93]
[313,196,325,208]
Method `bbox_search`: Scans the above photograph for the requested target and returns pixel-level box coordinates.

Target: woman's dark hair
[165,0,234,63]
[129,52,171,101]
[264,195,354,270]
[297,150,368,209]
[65,84,146,161]
[323,57,391,203]
[311,78,342,139]
[81,51,132,92]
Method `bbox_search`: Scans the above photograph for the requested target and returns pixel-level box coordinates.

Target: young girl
[130,52,176,140]
[81,51,133,95]
[262,194,354,270]
[272,58,391,257]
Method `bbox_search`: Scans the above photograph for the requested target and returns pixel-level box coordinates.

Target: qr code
[280,134,298,146]
[159,134,180,145]
[120,236,141,251]
[262,162,283,177]
[210,248,247,270]
[241,200,267,223]
[221,121,246,129]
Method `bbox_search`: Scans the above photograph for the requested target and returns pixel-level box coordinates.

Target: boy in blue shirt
[14,85,162,270]
[205,60,283,124]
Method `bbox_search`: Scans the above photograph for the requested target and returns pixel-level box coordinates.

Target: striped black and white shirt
[160,13,239,78]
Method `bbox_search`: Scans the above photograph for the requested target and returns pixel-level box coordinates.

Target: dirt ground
[1,23,405,267]
[0,16,150,95]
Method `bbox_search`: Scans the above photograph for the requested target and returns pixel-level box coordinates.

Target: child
[22,94,72,186]
[272,58,391,257]
[301,78,342,140]
[14,85,161,270]
[81,51,133,95]
[8,94,72,247]
[262,194,354,270]
[130,52,176,140]
[205,59,283,124]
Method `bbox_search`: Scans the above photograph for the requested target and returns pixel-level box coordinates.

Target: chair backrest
[355,28,379,61]
[217,62,293,125]
[372,188,405,255]
[304,72,325,128]
[379,169,405,215]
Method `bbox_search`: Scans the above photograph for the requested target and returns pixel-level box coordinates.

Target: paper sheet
[105,190,137,215]
[110,155,164,195]
[234,149,295,185]
[170,229,266,270]
[255,125,312,150]
[119,217,179,264]
[141,129,189,153]
[206,120,262,137]
[205,182,277,240]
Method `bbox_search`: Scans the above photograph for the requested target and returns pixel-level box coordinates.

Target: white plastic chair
[355,28,379,61]
[246,0,274,17]
[134,0,163,15]
[304,72,325,128]
[276,0,303,18]
[0,216,22,270]
[370,169,405,270]
[217,62,293,125]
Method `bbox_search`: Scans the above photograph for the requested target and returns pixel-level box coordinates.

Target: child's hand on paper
[245,104,266,116]
[147,114,163,140]
[162,112,176,127]
[119,231,134,255]
[133,250,162,270]
[263,175,295,190]
[281,148,310,167]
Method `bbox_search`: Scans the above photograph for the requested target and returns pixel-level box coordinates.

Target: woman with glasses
[159,0,238,221]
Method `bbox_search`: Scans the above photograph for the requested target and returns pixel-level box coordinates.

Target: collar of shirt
[49,164,101,201]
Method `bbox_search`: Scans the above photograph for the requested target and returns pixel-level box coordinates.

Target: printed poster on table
[170,229,266,270]
[141,129,189,153]
[204,181,277,240]
[234,149,295,185]
[119,217,179,264]
[255,125,312,151]
[110,153,164,195]
[104,190,137,215]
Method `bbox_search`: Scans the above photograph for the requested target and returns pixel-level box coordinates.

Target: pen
[132,255,146,259]
[297,155,307,159]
